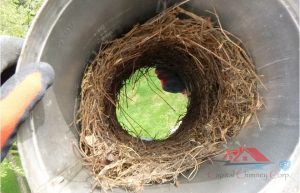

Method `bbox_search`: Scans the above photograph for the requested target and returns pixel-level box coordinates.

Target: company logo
[207,146,291,181]
[219,146,271,166]
[279,160,291,171]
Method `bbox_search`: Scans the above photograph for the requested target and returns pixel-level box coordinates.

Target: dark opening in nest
[78,4,263,192]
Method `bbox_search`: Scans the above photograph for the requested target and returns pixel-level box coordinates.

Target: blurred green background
[117,68,188,140]
[0,1,43,193]
[0,0,43,37]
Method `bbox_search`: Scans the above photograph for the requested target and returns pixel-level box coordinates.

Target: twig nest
[78,5,262,192]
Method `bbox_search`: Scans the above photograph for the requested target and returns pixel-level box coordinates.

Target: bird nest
[77,4,263,192]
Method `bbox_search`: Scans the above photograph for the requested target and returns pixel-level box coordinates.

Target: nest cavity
[78,5,262,192]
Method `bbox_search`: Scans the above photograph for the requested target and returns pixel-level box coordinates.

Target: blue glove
[0,36,55,161]
[155,65,186,94]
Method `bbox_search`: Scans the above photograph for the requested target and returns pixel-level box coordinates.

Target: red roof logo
[223,146,270,165]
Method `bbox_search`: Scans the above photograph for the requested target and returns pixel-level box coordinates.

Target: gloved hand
[0,36,55,161]
[155,65,186,94]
